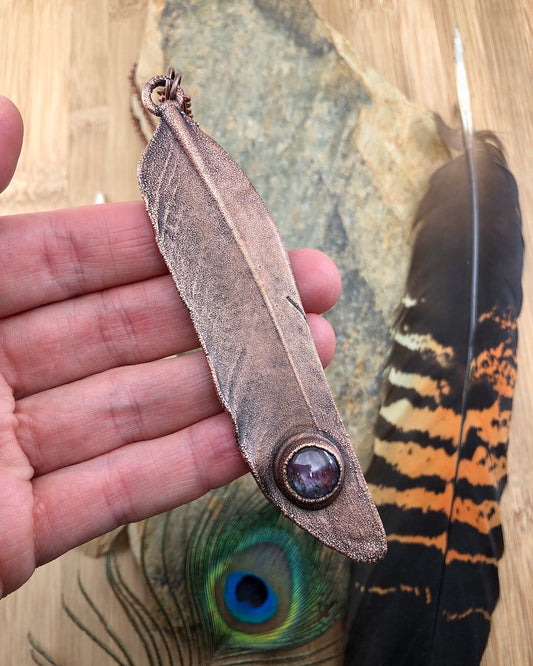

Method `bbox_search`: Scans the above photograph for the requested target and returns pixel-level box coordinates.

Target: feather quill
[345,32,523,665]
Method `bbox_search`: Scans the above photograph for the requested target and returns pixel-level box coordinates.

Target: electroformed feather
[137,70,385,563]
[344,45,524,664]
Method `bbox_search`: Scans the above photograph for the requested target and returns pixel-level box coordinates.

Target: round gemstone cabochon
[286,445,340,499]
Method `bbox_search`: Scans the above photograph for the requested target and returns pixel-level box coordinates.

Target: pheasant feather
[345,34,524,665]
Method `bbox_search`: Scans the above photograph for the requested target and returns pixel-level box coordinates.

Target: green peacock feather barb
[29,478,350,665]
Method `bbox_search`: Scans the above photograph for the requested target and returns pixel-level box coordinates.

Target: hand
[0,96,342,599]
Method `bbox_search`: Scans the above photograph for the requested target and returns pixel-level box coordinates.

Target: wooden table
[1,1,531,663]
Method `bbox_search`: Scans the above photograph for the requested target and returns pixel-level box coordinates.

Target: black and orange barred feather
[344,108,523,664]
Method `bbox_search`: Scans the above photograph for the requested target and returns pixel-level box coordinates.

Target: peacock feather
[29,476,349,665]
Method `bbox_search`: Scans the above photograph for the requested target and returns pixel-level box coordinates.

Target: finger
[19,352,218,474]
[0,368,35,599]
[0,467,34,599]
[2,250,339,398]
[2,275,198,398]
[18,315,336,475]
[0,96,23,193]
[0,199,339,319]
[307,312,336,367]
[32,412,248,566]
[0,201,166,318]
[289,247,341,314]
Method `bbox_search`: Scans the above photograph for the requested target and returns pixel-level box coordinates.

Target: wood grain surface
[0,1,531,663]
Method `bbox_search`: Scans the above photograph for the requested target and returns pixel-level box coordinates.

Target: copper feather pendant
[137,70,386,563]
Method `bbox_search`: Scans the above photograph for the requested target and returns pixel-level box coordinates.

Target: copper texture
[137,71,386,563]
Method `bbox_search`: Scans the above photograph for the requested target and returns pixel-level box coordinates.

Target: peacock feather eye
[28,476,350,664]
[178,478,350,656]
[214,540,291,633]
[223,570,279,624]
[206,529,306,647]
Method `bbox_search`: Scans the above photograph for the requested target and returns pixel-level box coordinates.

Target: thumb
[0,96,24,194]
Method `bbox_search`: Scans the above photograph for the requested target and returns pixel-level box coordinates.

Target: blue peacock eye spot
[223,570,278,624]
[236,575,267,608]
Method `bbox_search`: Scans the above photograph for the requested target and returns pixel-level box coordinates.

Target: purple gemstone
[286,446,340,499]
